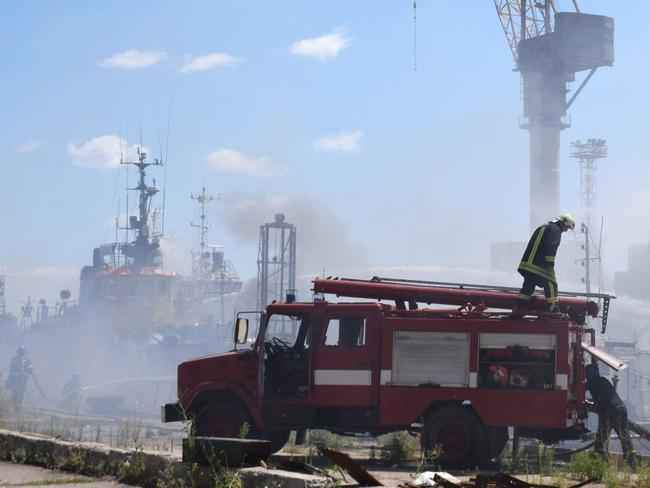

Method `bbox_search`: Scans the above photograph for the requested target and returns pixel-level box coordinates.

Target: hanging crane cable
[413,0,417,71]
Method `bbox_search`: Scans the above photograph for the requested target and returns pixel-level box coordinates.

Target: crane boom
[493,0,555,64]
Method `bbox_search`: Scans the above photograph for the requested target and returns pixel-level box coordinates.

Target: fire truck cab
[163,277,619,468]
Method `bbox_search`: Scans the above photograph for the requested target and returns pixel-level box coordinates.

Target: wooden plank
[318,446,383,487]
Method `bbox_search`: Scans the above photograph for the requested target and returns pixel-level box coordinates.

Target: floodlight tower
[494,1,614,230]
[257,213,296,311]
[571,139,607,231]
[571,138,607,294]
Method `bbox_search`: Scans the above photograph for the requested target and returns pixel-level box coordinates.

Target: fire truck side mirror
[235,318,249,344]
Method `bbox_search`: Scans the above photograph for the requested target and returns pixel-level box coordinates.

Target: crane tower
[494,1,613,230]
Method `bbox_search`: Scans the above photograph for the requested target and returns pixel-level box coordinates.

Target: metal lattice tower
[571,139,607,295]
[0,274,6,318]
[257,213,296,311]
[191,186,219,280]
[571,139,608,231]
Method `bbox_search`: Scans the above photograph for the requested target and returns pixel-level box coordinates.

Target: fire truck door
[311,311,377,406]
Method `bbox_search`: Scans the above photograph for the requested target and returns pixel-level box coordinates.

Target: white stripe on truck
[314,369,372,386]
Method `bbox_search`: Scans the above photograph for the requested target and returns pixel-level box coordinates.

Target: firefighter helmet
[557,213,576,230]
[17,345,26,356]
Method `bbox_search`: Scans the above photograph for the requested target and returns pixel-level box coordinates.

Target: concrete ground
[0,461,131,487]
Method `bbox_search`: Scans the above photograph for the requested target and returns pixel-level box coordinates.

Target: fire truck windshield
[264,313,309,349]
[263,313,310,398]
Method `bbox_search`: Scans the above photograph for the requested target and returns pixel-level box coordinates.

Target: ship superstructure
[79,148,176,330]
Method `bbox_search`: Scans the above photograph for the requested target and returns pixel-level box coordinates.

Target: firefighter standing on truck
[585,363,637,470]
[515,213,576,312]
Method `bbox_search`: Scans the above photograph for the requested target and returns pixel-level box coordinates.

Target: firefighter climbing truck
[162,277,622,468]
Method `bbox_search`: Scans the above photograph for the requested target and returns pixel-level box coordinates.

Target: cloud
[98,49,167,69]
[180,52,244,73]
[67,135,148,169]
[206,148,284,176]
[15,140,44,153]
[290,32,350,61]
[313,130,363,153]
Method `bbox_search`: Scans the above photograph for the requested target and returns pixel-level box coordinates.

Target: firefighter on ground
[515,213,576,312]
[60,372,82,410]
[585,363,637,469]
[6,345,32,407]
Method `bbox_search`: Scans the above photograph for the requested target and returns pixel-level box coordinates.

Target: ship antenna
[105,130,125,245]
[115,198,120,244]
[157,132,165,238]
[125,123,130,244]
[161,95,172,235]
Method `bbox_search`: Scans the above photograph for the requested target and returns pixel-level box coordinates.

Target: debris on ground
[319,446,383,487]
[399,472,597,488]
[407,471,461,487]
[271,457,323,475]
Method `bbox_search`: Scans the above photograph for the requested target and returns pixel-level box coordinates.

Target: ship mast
[191,186,219,279]
[120,148,163,268]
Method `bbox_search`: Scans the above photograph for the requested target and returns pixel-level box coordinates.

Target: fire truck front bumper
[161,402,183,423]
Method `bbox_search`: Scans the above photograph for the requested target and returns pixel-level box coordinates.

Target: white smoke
[221,194,369,274]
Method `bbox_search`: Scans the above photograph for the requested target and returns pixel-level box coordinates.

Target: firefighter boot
[510,298,531,318]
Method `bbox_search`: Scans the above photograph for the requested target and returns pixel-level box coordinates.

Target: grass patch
[10,447,28,464]
[308,430,344,451]
[569,451,607,480]
[379,431,418,464]
[0,389,11,427]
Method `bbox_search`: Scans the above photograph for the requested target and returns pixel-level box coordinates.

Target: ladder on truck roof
[370,276,614,300]
[312,276,613,333]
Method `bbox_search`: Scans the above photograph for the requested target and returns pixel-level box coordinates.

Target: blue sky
[1,1,648,309]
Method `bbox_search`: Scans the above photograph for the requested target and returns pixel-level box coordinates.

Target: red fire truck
[162,277,623,468]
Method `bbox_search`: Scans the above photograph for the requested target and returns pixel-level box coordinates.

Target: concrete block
[0,429,330,487]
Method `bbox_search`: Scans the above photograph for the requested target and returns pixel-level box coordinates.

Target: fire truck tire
[194,401,289,453]
[486,427,508,461]
[422,406,486,469]
[194,401,251,439]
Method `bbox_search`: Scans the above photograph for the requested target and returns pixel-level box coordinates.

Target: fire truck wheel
[422,406,486,469]
[486,426,508,462]
[194,402,251,438]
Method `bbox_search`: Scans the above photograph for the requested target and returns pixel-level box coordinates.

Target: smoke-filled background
[0,1,649,414]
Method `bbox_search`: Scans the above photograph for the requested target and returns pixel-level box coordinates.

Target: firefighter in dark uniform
[515,213,575,312]
[6,345,32,407]
[585,363,637,469]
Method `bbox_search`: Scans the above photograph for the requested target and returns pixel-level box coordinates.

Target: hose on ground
[553,441,596,459]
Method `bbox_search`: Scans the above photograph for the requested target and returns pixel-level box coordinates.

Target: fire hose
[553,441,596,459]
[554,408,650,459]
[29,371,55,402]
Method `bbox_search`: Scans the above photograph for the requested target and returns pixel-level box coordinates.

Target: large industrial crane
[493,1,613,230]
